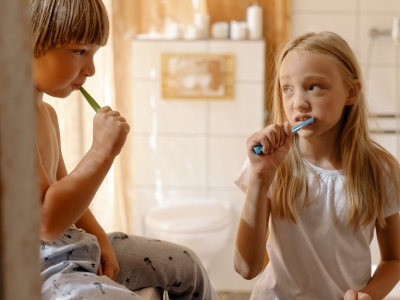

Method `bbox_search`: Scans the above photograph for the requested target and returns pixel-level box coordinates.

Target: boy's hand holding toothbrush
[92,106,130,159]
[80,87,130,159]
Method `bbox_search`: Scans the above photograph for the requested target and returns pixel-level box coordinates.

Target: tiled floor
[217,291,252,300]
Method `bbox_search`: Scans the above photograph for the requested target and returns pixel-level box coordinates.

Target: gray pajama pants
[40,228,219,300]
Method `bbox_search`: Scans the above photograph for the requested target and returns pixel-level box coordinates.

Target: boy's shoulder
[43,101,56,114]
[43,101,59,121]
[41,101,60,133]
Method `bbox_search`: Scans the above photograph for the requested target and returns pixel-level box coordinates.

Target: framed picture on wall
[161,53,234,99]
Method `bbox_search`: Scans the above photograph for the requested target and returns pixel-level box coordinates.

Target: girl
[234,31,400,300]
[32,0,218,299]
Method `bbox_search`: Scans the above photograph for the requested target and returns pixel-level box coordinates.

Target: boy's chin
[47,89,75,99]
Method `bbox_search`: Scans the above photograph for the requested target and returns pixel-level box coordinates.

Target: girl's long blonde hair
[271,31,400,230]
[30,0,109,57]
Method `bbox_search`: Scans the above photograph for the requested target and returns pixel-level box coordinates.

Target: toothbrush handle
[252,118,315,155]
[253,145,263,155]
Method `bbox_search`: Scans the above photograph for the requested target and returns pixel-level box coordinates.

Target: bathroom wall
[131,39,265,291]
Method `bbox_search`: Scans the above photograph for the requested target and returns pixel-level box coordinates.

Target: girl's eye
[309,85,322,91]
[282,87,293,94]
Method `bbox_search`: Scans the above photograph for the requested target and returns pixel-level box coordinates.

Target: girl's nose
[293,93,310,111]
[82,58,96,77]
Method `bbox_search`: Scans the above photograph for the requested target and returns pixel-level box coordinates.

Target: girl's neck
[299,135,342,170]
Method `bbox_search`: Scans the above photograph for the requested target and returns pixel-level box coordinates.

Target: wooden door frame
[0,1,41,299]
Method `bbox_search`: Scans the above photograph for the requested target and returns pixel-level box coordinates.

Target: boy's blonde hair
[271,31,400,230]
[30,0,109,57]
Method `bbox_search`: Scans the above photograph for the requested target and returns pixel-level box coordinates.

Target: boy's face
[279,50,354,139]
[33,43,101,98]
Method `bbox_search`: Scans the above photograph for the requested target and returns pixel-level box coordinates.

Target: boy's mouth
[72,83,83,90]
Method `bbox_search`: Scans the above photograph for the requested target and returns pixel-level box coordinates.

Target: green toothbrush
[79,86,101,112]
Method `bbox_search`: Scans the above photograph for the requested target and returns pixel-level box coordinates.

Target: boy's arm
[75,209,120,280]
[40,105,129,242]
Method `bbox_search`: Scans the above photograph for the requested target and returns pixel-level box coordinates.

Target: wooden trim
[0,1,41,299]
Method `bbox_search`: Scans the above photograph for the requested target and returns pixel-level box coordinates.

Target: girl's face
[34,43,101,98]
[279,50,355,140]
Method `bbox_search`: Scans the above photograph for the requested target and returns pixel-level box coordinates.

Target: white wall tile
[132,40,164,80]
[371,133,400,161]
[209,40,265,82]
[133,135,207,187]
[360,0,400,12]
[292,0,357,12]
[132,40,208,80]
[291,13,357,50]
[358,14,399,65]
[209,83,264,135]
[365,66,397,114]
[369,117,399,131]
[209,137,248,188]
[132,81,207,134]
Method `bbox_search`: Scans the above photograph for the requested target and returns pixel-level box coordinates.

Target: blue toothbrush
[252,117,316,155]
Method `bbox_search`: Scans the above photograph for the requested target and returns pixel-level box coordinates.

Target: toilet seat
[145,201,231,234]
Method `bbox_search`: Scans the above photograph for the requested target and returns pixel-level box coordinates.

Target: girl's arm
[234,122,293,279]
[234,174,273,279]
[360,213,400,299]
[40,104,129,242]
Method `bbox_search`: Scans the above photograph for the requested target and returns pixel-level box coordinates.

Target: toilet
[145,200,232,272]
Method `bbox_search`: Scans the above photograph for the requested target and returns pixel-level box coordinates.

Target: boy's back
[36,102,63,197]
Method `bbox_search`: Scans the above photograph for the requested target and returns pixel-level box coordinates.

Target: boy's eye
[74,49,85,55]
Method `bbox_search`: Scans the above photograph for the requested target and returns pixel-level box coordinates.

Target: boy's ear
[346,79,361,106]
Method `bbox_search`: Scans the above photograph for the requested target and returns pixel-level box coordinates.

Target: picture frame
[161,53,234,100]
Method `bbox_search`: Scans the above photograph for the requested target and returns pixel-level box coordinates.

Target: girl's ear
[346,79,362,106]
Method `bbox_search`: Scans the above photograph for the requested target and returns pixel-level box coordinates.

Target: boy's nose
[82,59,96,77]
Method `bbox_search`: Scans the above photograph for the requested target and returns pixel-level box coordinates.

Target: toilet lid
[145,202,232,234]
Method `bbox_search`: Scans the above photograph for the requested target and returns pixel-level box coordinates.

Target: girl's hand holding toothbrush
[247,121,293,175]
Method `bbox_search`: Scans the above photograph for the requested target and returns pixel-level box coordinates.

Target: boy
[32,0,219,299]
